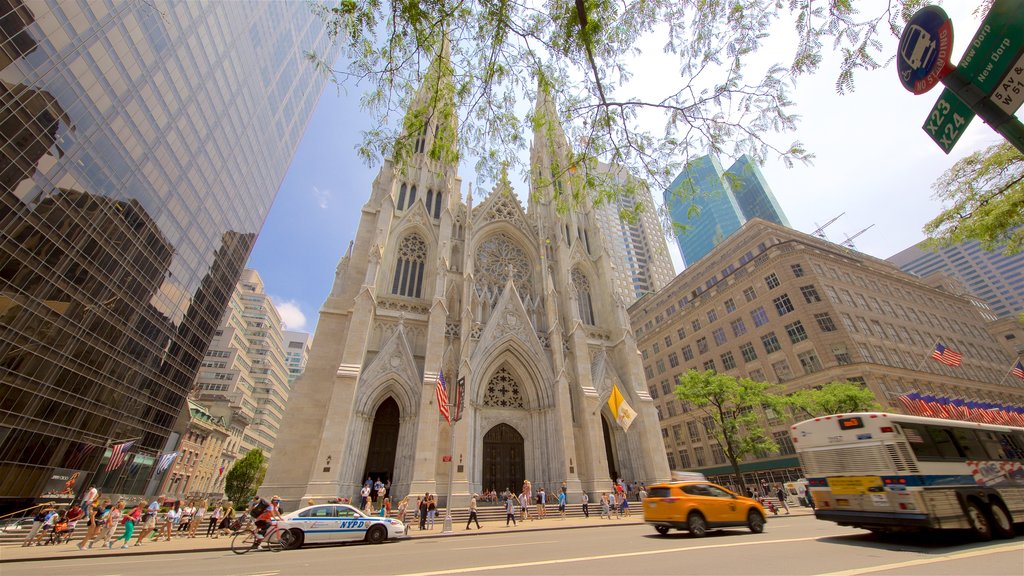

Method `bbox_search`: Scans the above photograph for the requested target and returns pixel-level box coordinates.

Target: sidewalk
[0,507,814,563]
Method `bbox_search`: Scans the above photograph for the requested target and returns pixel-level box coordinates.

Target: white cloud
[273,298,307,331]
[312,185,331,209]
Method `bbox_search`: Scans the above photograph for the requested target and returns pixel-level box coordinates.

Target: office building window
[721,351,737,370]
[678,449,692,469]
[773,431,796,455]
[743,286,757,302]
[751,306,769,327]
[765,273,780,289]
[707,309,718,323]
[712,328,727,346]
[724,298,737,313]
[785,320,808,343]
[761,332,782,354]
[772,359,793,381]
[682,345,694,361]
[695,447,706,467]
[668,352,679,368]
[800,285,821,303]
[703,359,716,371]
[692,319,702,332]
[697,337,709,354]
[677,327,686,340]
[739,342,758,362]
[797,350,823,374]
[687,420,701,442]
[814,312,837,332]
[730,318,747,337]
[791,263,805,277]
[773,294,795,316]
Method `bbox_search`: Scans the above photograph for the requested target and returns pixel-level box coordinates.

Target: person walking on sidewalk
[188,499,206,538]
[466,493,481,529]
[557,489,567,519]
[134,496,163,546]
[536,487,546,519]
[426,494,436,530]
[600,493,610,519]
[775,485,791,515]
[505,493,517,527]
[418,495,428,530]
[23,504,54,546]
[207,502,222,537]
[76,499,107,549]
[113,502,142,549]
[581,491,589,518]
[97,500,124,549]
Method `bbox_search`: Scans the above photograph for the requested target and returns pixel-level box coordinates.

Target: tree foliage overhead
[309,0,928,211]
[787,380,882,419]
[224,449,267,506]
[923,141,1024,256]
[675,369,784,494]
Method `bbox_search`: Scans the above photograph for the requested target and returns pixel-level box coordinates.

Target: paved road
[3,516,1021,575]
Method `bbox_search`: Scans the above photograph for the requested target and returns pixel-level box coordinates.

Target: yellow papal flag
[607,383,638,431]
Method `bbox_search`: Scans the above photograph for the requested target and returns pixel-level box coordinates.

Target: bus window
[979,431,1007,459]
[899,423,942,460]
[926,427,963,459]
[951,428,986,459]
[1003,432,1024,460]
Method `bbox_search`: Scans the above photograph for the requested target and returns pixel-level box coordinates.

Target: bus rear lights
[880,426,894,433]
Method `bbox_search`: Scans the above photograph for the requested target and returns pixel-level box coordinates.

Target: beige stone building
[262,63,670,508]
[629,219,1024,486]
[158,400,230,500]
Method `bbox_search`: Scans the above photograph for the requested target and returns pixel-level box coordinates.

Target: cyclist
[249,495,283,544]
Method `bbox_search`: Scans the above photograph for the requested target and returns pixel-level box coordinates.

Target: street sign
[897,6,954,94]
[923,88,976,154]
[955,0,1024,95]
[990,52,1024,115]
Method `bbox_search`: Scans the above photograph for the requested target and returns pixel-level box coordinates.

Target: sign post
[898,0,1024,154]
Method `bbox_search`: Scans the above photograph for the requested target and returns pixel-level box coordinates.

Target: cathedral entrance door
[362,397,400,491]
[481,423,524,495]
[602,414,619,481]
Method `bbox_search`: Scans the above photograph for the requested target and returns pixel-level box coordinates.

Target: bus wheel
[964,500,993,541]
[988,503,1015,539]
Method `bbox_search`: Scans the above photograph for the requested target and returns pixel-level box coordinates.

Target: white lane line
[393,534,861,576]
[814,543,1024,576]
[452,540,558,551]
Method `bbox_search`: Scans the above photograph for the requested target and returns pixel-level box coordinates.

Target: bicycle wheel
[266,528,284,552]
[231,530,257,555]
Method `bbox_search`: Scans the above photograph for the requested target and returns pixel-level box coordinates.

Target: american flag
[436,370,451,424]
[104,440,136,472]
[155,451,178,475]
[931,343,962,367]
[1012,360,1024,380]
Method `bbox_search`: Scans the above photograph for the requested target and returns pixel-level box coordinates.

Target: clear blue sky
[248,4,996,335]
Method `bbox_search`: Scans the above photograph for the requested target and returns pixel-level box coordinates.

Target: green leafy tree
[307,0,936,216]
[923,141,1024,256]
[675,369,784,495]
[787,380,881,420]
[224,449,267,506]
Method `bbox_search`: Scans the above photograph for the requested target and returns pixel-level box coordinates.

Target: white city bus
[792,412,1024,539]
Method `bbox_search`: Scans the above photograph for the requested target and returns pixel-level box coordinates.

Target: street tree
[787,380,882,419]
[308,0,931,218]
[675,369,784,495]
[923,141,1024,256]
[224,449,267,506]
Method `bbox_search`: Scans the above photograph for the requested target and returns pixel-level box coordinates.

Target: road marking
[452,540,558,551]
[814,543,1024,576]
[394,534,860,576]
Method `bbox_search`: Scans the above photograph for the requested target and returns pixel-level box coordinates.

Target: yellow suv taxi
[643,481,767,537]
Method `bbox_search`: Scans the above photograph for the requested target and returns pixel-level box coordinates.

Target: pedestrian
[620,492,631,517]
[466,493,481,529]
[76,499,105,549]
[581,491,589,518]
[638,486,648,501]
[80,485,98,511]
[418,494,428,530]
[30,505,59,546]
[97,500,124,549]
[600,492,610,519]
[134,495,163,546]
[114,502,142,549]
[613,492,622,519]
[360,483,371,511]
[159,501,180,541]
[397,497,409,525]
[380,497,391,517]
[22,505,52,546]
[536,487,546,519]
[188,499,206,538]
[426,494,436,530]
[377,483,387,507]
[557,489,567,519]
[775,486,791,515]
[216,503,235,537]
[505,492,517,526]
[207,502,223,537]
[62,504,84,544]
[518,490,529,522]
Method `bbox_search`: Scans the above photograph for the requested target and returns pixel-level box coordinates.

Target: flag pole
[441,397,455,535]
[998,355,1022,386]
[915,343,938,373]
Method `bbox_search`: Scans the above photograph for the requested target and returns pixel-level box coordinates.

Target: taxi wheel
[366,525,387,544]
[654,525,670,535]
[747,510,765,533]
[687,513,707,538]
[284,528,304,549]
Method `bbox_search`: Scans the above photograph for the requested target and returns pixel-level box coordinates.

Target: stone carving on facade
[482,366,525,409]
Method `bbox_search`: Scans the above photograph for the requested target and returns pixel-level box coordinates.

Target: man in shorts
[134,495,164,546]
[252,495,283,544]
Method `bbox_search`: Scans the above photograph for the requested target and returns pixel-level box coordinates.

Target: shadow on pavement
[818,524,1024,554]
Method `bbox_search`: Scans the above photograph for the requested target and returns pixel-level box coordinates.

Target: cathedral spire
[400,35,458,167]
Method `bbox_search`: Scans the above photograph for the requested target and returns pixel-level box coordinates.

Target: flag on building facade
[218,465,225,478]
[607,383,637,431]
[931,343,962,367]
[1012,360,1024,380]
[452,376,465,422]
[104,440,135,472]
[65,443,98,470]
[155,451,178,475]
[436,369,451,424]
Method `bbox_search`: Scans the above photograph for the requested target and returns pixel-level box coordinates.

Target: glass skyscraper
[0,0,337,512]
[664,154,789,268]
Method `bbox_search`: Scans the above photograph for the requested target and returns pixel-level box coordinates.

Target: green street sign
[956,0,1024,95]
[923,88,976,154]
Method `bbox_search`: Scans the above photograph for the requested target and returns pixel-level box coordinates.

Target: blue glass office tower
[0,0,337,512]
[664,154,789,268]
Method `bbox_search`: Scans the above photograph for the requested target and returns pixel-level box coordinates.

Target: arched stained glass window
[572,268,596,325]
[433,190,442,219]
[397,183,407,211]
[391,234,427,298]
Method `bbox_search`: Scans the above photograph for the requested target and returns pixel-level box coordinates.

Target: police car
[277,504,407,548]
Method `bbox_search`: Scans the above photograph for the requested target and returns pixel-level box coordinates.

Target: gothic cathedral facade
[263,72,670,507]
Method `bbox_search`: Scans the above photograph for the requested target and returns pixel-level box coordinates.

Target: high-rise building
[283,330,311,386]
[262,63,669,508]
[663,154,789,268]
[629,219,1024,485]
[590,161,676,303]
[888,239,1024,319]
[194,269,289,478]
[0,0,337,512]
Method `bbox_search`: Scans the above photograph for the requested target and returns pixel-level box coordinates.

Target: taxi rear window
[648,487,674,498]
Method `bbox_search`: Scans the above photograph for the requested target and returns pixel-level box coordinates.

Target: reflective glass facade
[725,155,790,228]
[0,0,336,512]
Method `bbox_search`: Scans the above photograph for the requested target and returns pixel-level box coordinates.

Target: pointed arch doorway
[362,397,400,486]
[481,423,524,495]
[601,413,619,481]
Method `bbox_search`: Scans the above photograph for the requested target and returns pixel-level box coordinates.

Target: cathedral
[262,55,670,508]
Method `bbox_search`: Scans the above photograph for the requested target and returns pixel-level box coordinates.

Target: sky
[247,3,999,335]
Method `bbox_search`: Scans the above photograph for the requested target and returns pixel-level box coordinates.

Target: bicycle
[230,520,296,554]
